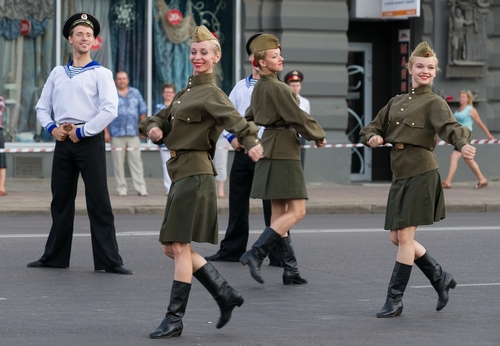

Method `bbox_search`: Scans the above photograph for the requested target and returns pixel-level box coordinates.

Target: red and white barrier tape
[1,139,499,153]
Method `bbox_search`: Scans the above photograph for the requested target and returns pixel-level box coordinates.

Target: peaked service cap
[62,12,100,40]
[284,70,304,83]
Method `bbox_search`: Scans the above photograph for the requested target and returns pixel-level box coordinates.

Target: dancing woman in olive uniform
[239,34,326,285]
[360,42,476,318]
[139,26,263,338]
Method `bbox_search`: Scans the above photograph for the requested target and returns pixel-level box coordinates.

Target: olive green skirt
[159,174,218,244]
[384,169,445,230]
[251,159,307,200]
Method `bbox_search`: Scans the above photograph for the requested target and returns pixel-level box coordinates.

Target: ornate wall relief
[446,0,489,78]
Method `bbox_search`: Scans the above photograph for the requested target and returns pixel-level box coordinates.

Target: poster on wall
[382,0,421,18]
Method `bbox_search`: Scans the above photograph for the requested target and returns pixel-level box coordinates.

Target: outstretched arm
[469,107,495,139]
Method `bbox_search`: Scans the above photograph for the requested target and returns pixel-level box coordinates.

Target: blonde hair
[253,50,268,70]
[208,39,221,56]
[460,89,474,105]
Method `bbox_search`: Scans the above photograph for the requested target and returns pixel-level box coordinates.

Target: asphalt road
[1,213,499,346]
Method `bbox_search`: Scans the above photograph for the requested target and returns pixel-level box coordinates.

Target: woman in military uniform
[139,26,263,338]
[239,34,326,285]
[360,42,476,318]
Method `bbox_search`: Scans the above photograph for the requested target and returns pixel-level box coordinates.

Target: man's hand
[67,125,80,143]
[52,124,70,142]
[230,138,242,151]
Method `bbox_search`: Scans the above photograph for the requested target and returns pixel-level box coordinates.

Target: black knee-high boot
[149,281,191,339]
[193,261,244,329]
[414,252,457,311]
[376,262,412,318]
[240,227,282,284]
[276,236,308,285]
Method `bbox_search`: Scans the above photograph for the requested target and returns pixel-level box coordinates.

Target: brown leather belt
[393,143,419,150]
[170,150,190,158]
[62,123,85,131]
[265,125,291,130]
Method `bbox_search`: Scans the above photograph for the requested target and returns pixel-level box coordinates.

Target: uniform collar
[260,73,279,81]
[188,73,214,86]
[411,85,432,95]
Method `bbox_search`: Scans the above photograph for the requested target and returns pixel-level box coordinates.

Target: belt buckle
[395,143,404,150]
[171,150,177,157]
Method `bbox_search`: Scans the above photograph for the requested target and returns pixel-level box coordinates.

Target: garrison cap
[249,33,280,54]
[284,70,304,84]
[62,13,100,40]
[411,41,436,58]
[245,33,263,56]
[192,25,218,42]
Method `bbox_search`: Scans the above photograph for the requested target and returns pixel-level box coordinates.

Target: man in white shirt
[27,13,132,275]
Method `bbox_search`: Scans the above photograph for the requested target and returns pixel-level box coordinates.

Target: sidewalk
[0,178,499,216]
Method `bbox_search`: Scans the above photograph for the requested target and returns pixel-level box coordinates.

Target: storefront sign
[382,0,420,18]
[167,9,183,26]
[398,29,410,93]
[350,0,421,18]
[20,19,31,35]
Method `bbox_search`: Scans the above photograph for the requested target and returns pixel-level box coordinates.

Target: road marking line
[1,226,499,238]
[411,283,500,288]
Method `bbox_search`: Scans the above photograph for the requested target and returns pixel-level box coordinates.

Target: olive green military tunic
[360,85,472,230]
[245,73,325,199]
[139,73,260,244]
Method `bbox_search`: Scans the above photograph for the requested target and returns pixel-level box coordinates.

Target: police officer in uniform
[139,25,263,338]
[28,13,132,275]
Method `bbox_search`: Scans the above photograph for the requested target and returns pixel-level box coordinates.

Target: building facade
[1,0,498,183]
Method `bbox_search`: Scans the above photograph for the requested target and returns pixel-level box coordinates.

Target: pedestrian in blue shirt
[105,71,148,196]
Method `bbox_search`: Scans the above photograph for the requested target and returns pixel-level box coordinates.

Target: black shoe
[205,253,223,261]
[414,252,457,311]
[376,262,412,318]
[105,265,133,275]
[268,260,284,267]
[240,227,282,284]
[194,262,244,329]
[27,260,49,268]
[205,253,240,262]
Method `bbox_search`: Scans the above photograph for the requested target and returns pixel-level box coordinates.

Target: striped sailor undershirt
[249,78,258,86]
[69,65,83,78]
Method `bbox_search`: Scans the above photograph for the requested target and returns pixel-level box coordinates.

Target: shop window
[0,0,56,142]
[152,0,234,107]
[0,0,234,143]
